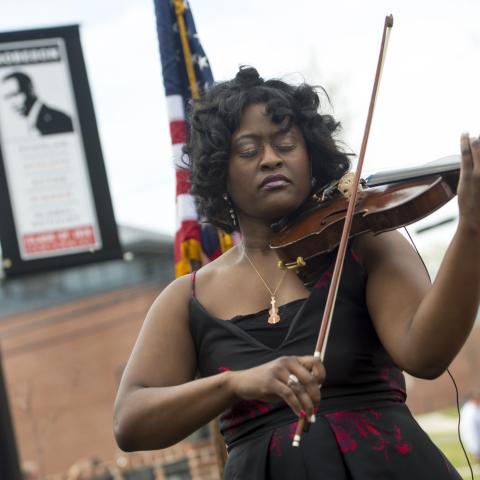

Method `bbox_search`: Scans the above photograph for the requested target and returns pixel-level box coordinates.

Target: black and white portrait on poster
[3,69,74,137]
[0,26,121,276]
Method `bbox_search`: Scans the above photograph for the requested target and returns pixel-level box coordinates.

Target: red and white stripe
[166,94,199,232]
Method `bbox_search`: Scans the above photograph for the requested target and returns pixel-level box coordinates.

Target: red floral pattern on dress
[351,248,361,264]
[393,425,411,455]
[220,399,270,429]
[268,429,283,457]
[314,262,334,289]
[379,367,407,402]
[314,249,359,289]
[218,366,270,430]
[268,420,300,458]
[326,410,411,460]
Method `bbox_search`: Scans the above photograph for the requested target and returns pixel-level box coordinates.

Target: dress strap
[191,271,197,298]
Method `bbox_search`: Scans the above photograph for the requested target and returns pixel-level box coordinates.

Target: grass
[422,408,479,479]
[431,432,476,475]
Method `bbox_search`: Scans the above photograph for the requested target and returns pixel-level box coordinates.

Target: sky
[0,0,479,255]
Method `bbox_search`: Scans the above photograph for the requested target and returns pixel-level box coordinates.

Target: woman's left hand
[457,133,480,234]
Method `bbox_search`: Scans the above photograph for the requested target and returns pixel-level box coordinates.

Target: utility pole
[0,343,22,480]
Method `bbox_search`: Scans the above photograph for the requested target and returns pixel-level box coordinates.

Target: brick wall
[0,284,222,479]
[1,282,478,478]
[406,324,480,414]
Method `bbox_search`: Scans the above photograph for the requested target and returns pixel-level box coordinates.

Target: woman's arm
[113,275,237,450]
[358,134,480,379]
[113,274,324,451]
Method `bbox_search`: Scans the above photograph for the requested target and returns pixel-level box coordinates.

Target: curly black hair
[184,66,351,233]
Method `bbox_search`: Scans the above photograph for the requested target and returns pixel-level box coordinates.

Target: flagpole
[169,2,227,474]
[173,0,200,100]
[173,0,237,272]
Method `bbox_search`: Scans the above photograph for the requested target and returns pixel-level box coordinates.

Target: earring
[223,193,238,227]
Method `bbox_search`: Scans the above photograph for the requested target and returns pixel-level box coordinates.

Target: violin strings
[403,227,474,480]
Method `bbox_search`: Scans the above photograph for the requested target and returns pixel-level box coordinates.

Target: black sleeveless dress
[189,248,461,479]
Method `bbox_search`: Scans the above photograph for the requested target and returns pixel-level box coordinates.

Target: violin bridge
[337,172,365,200]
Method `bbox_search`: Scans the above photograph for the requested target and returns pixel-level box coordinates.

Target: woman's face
[227,103,311,225]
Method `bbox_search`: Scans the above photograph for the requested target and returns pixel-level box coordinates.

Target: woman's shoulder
[160,272,193,296]
[153,246,241,307]
[148,273,194,318]
[352,229,419,273]
[194,245,242,281]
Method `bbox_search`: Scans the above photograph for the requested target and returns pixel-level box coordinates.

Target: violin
[270,155,460,285]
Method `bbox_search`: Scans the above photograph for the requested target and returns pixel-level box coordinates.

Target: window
[121,467,155,480]
[163,459,191,480]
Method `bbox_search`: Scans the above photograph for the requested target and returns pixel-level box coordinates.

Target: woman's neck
[238,217,275,254]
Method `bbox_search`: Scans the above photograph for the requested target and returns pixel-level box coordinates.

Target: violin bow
[292,14,394,447]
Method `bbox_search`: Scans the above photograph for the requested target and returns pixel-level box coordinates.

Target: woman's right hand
[226,355,325,420]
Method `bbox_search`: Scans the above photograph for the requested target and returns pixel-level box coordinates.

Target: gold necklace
[243,248,288,325]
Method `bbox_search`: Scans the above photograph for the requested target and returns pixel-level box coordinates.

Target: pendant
[268,295,280,325]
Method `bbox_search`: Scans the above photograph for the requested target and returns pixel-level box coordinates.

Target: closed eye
[275,144,296,152]
[238,149,258,158]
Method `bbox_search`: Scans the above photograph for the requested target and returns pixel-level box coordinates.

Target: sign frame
[0,25,121,276]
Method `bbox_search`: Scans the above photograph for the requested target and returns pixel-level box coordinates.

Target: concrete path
[414,411,459,434]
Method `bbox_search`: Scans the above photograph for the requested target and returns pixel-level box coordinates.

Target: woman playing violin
[113,67,480,479]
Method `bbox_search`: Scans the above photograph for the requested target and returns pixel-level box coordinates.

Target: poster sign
[0,26,121,276]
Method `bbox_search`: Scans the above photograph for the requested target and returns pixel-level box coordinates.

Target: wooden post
[210,419,227,477]
[0,343,22,480]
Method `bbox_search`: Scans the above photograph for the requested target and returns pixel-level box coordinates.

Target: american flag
[153,0,234,277]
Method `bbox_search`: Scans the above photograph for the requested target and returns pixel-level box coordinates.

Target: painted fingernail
[309,414,316,423]
[299,409,306,418]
